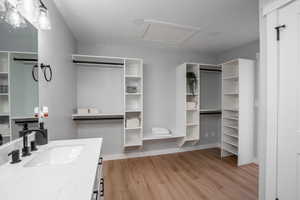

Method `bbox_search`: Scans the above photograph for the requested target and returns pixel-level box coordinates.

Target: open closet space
[0,0,262,199]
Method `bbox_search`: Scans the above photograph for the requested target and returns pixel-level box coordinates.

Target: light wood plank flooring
[103,148,258,200]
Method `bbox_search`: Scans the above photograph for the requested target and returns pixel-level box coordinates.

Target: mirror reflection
[0,18,38,144]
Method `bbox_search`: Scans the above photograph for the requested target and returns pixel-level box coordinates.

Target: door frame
[260,0,297,199]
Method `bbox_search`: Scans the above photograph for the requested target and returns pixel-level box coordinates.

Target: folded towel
[152,127,171,135]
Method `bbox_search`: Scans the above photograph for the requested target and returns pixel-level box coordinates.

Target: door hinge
[275,25,286,41]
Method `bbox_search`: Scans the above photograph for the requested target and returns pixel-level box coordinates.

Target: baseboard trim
[253,157,259,165]
[103,143,220,161]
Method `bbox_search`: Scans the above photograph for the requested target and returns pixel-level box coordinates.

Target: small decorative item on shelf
[126,117,140,128]
[77,108,89,115]
[89,108,99,114]
[0,85,8,93]
[126,86,137,93]
[187,101,197,110]
[186,72,197,96]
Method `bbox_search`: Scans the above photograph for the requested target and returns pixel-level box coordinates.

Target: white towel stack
[152,127,171,136]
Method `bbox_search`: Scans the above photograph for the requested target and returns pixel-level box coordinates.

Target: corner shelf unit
[221,59,255,166]
[176,63,221,147]
[72,54,144,149]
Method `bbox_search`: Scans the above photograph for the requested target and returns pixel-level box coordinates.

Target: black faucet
[19,122,48,157]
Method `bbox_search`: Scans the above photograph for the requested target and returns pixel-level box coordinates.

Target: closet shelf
[224,92,239,95]
[125,110,142,113]
[123,142,142,147]
[224,132,239,138]
[186,123,199,126]
[223,125,239,129]
[222,146,238,155]
[126,93,142,96]
[125,75,141,79]
[184,137,198,142]
[223,117,238,120]
[222,75,238,80]
[223,108,239,112]
[0,113,9,117]
[223,139,238,147]
[143,134,184,141]
[72,113,124,120]
[125,127,142,130]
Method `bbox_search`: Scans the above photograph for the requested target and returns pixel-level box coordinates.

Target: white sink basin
[24,145,83,167]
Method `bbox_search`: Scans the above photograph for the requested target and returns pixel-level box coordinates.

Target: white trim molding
[263,0,295,16]
[103,143,220,161]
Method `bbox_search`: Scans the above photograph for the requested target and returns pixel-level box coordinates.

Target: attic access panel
[142,20,200,45]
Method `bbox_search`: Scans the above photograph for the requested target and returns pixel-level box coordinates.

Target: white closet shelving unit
[124,59,143,147]
[72,54,144,149]
[0,51,10,143]
[221,59,255,166]
[176,63,200,146]
[176,63,222,147]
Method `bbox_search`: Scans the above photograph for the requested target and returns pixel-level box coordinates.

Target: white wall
[0,23,37,52]
[76,43,219,155]
[38,0,77,140]
[217,40,259,63]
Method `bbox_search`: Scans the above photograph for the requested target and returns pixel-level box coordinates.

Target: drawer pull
[100,178,104,197]
[93,190,99,200]
[98,157,103,165]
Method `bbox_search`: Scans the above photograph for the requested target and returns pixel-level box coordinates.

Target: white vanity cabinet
[91,156,104,200]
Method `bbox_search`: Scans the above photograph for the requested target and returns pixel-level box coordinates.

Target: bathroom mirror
[0,17,38,144]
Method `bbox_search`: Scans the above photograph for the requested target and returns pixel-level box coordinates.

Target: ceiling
[54,0,259,54]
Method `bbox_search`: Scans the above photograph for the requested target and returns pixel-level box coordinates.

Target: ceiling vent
[140,19,200,45]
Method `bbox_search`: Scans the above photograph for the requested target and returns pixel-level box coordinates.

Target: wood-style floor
[103,148,258,200]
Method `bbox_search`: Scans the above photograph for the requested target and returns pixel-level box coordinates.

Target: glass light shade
[0,0,6,12]
[5,6,26,28]
[18,0,39,23]
[38,8,51,30]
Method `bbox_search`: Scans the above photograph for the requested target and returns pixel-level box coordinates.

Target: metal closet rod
[13,58,38,62]
[73,60,124,66]
[73,117,124,121]
[200,68,222,72]
[200,112,222,115]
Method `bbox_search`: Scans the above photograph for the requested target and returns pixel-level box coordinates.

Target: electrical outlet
[205,133,209,138]
[211,132,216,137]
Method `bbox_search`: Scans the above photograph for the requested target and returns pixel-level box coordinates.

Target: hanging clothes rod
[73,117,124,121]
[200,111,222,115]
[200,68,222,72]
[13,58,38,62]
[73,60,124,66]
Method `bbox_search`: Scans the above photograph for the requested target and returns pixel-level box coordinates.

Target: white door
[277,0,300,199]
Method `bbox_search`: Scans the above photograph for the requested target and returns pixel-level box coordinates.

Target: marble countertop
[0,138,103,200]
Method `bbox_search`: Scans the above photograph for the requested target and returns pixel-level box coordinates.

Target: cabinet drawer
[92,157,104,200]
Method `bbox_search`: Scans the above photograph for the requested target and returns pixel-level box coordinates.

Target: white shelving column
[221,59,254,166]
[177,63,200,147]
[123,59,143,148]
[0,51,11,144]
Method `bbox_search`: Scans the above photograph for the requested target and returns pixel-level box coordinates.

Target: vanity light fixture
[0,0,51,30]
[5,3,26,28]
[0,0,6,12]
[37,0,50,30]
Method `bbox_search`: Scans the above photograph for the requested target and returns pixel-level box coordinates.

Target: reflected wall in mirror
[0,18,38,144]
